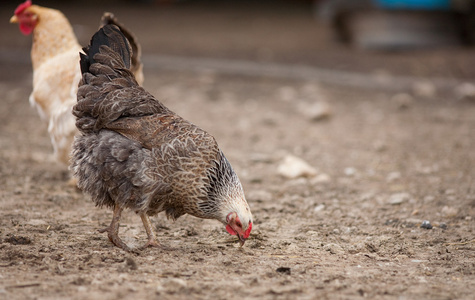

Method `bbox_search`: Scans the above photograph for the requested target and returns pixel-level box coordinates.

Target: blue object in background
[374,0,451,10]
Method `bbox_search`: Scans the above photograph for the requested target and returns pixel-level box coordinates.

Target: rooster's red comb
[15,0,32,15]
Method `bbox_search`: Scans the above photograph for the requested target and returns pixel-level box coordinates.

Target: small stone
[285,243,300,253]
[372,140,388,152]
[125,257,138,270]
[412,81,436,98]
[423,195,435,203]
[285,177,308,187]
[156,284,165,294]
[344,167,357,177]
[323,243,344,254]
[299,101,332,121]
[277,155,318,179]
[445,189,456,195]
[314,204,325,213]
[249,277,259,286]
[386,172,401,183]
[306,230,319,236]
[310,173,331,184]
[406,218,423,226]
[441,206,458,217]
[388,193,411,205]
[454,82,475,101]
[420,220,433,229]
[276,267,291,275]
[439,223,448,230]
[391,93,413,109]
[5,235,32,245]
[249,177,263,184]
[278,86,297,102]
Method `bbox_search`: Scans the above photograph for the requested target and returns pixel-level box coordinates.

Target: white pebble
[386,172,401,182]
[298,101,332,121]
[344,167,357,176]
[310,173,331,184]
[388,192,411,205]
[314,204,325,212]
[323,243,344,254]
[454,82,475,101]
[412,81,436,98]
[277,155,318,179]
[441,206,458,217]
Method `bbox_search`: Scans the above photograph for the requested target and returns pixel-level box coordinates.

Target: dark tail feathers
[100,12,142,77]
[80,24,132,75]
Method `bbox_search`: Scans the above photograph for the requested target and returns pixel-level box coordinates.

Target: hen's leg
[140,213,160,248]
[98,204,133,252]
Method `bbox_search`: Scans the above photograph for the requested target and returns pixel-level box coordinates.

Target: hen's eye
[236,221,242,228]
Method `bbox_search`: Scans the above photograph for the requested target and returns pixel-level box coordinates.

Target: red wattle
[226,225,237,235]
[243,222,252,238]
[20,23,34,35]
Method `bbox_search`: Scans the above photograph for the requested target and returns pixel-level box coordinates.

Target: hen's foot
[98,205,139,253]
[98,226,136,253]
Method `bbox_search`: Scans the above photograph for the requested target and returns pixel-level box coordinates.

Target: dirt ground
[1,1,475,299]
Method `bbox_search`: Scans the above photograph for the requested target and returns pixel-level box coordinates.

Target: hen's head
[218,169,253,247]
[225,210,252,247]
[204,152,253,246]
[10,1,37,35]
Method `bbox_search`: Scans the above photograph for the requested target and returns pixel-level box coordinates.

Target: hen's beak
[10,15,18,23]
[238,234,247,247]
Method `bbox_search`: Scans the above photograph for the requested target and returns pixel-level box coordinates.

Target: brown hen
[71,25,253,252]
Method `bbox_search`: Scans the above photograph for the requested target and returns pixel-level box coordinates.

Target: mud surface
[1,1,474,299]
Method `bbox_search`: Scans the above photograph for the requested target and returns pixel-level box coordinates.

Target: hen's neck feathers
[30,5,81,69]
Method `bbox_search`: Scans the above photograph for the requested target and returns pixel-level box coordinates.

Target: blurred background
[2,3,475,298]
[1,0,475,89]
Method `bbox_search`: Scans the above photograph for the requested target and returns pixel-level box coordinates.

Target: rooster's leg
[98,204,133,252]
[140,213,160,248]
